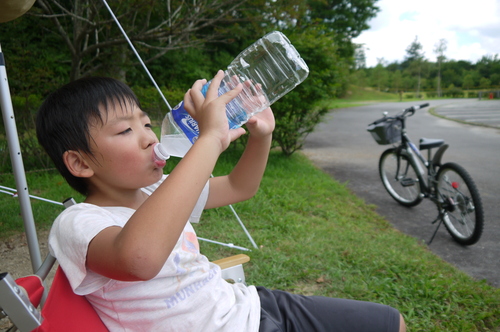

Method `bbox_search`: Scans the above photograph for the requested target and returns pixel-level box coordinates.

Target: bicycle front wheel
[379,148,423,207]
[436,162,484,245]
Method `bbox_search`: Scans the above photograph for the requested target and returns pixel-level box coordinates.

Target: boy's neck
[84,188,149,210]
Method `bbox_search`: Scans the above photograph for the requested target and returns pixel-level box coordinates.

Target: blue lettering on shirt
[164,267,219,309]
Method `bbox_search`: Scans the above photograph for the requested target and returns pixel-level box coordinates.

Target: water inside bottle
[160,134,193,158]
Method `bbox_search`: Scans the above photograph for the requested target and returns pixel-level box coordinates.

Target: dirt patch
[0,229,55,331]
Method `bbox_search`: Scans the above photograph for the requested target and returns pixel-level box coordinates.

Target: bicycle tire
[436,162,484,245]
[379,148,423,207]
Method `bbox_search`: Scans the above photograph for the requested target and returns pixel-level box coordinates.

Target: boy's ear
[63,150,94,178]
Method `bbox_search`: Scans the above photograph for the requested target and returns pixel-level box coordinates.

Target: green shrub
[131,86,185,124]
[270,28,348,156]
[467,91,478,98]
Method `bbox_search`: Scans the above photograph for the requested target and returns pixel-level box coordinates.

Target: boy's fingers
[205,70,225,100]
[219,83,243,104]
[189,79,208,109]
[186,71,243,122]
[199,70,242,106]
[183,89,194,113]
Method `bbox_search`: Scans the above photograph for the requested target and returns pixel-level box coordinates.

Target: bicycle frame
[394,117,449,202]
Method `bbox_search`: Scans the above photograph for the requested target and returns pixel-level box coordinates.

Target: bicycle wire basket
[366,117,402,145]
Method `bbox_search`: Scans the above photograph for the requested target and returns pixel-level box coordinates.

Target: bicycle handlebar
[402,103,429,117]
[412,103,429,110]
[369,103,430,125]
[392,103,429,120]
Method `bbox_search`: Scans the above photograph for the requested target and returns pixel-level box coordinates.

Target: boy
[36,71,405,331]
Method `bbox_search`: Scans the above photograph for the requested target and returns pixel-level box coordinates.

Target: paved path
[433,99,500,128]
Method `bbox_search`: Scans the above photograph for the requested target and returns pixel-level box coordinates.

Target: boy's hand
[245,106,275,139]
[183,70,245,151]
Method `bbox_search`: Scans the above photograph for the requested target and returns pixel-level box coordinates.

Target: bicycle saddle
[419,138,445,150]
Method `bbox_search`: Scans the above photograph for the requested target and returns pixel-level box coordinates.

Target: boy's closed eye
[118,123,153,135]
[119,128,132,135]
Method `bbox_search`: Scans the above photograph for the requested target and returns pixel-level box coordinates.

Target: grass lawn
[1,148,499,331]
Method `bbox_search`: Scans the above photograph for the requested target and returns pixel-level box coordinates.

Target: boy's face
[85,101,164,193]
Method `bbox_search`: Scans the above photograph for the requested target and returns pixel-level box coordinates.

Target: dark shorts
[257,287,400,332]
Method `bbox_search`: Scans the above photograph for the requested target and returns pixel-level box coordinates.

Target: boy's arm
[205,106,275,209]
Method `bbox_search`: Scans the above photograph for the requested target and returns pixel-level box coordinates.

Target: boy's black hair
[36,77,141,196]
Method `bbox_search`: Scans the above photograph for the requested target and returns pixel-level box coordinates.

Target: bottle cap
[154,143,170,161]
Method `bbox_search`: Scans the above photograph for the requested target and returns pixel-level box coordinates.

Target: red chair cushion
[33,266,108,332]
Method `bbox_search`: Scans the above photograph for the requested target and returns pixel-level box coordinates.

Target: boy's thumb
[229,127,246,142]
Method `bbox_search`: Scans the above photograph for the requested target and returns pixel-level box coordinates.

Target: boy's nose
[141,130,157,148]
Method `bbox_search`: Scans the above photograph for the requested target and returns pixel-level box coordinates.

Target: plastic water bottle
[154,31,309,159]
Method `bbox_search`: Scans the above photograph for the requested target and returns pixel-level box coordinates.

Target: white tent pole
[100,0,172,111]
[101,1,258,249]
[0,44,42,272]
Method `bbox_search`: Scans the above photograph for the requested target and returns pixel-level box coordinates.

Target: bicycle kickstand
[428,213,444,245]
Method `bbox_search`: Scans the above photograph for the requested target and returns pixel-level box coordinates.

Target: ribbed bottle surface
[156,31,309,158]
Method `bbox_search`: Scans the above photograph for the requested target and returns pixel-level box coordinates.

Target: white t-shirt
[49,176,260,331]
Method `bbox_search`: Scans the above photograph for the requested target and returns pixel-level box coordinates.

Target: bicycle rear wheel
[436,162,484,245]
[379,148,423,207]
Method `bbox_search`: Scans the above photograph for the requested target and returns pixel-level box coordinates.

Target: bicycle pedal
[400,178,416,187]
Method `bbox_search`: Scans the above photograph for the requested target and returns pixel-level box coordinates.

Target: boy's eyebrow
[107,110,149,125]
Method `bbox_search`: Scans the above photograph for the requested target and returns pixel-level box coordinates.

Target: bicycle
[367,103,484,245]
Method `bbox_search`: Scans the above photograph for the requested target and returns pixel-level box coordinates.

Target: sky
[352,0,500,68]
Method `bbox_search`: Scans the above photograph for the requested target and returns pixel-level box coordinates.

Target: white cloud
[353,0,500,67]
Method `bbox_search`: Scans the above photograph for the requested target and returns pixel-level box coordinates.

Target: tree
[479,77,491,89]
[354,44,367,69]
[434,38,447,97]
[306,0,379,58]
[254,0,308,30]
[0,13,68,129]
[404,36,424,64]
[247,0,379,61]
[33,0,249,81]
[307,0,379,38]
[350,69,367,88]
[373,58,388,91]
[462,74,474,90]
[404,36,425,97]
[391,70,402,94]
[475,55,500,86]
[354,34,500,96]
[490,73,500,86]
